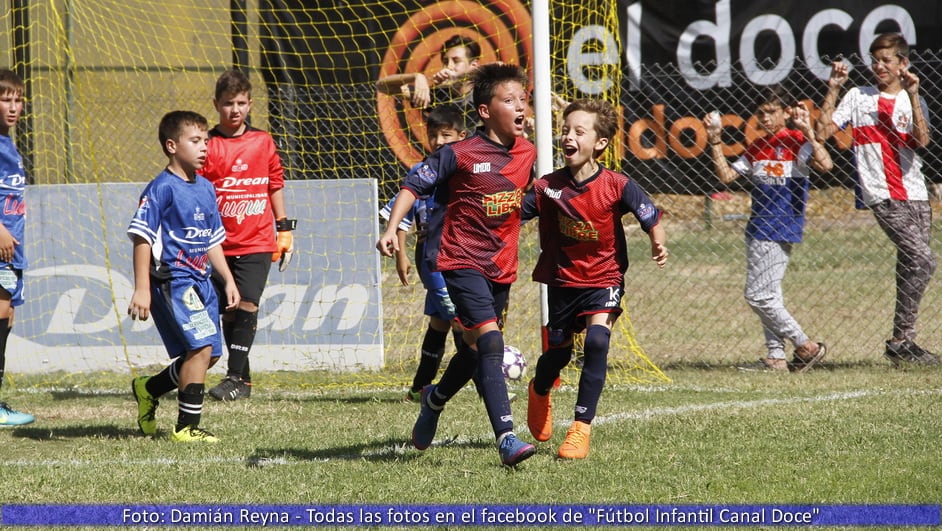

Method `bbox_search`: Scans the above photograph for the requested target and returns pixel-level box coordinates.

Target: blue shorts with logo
[0,266,24,307]
[150,275,223,359]
[442,268,510,330]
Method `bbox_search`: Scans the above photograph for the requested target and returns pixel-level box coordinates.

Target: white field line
[592,388,942,426]
[3,387,939,466]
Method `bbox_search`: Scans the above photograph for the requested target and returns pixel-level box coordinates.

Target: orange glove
[273,218,296,271]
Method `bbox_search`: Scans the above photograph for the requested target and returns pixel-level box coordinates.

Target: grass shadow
[283,394,409,405]
[11,424,137,441]
[48,389,130,400]
[248,436,493,466]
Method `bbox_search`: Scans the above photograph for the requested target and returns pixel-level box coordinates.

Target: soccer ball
[502,345,527,381]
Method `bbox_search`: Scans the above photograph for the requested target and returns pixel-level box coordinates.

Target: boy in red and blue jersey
[377,63,536,467]
[522,99,667,459]
[128,111,240,443]
[707,86,832,373]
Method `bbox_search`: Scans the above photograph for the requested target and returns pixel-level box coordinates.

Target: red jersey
[522,166,661,288]
[203,126,285,255]
[403,131,536,284]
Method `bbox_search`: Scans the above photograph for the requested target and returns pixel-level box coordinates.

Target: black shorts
[546,285,623,340]
[212,252,272,307]
[442,269,510,331]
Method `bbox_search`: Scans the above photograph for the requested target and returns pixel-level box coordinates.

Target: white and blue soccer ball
[502,345,527,381]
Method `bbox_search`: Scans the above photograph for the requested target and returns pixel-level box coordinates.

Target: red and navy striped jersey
[202,126,284,256]
[402,130,536,284]
[522,165,661,288]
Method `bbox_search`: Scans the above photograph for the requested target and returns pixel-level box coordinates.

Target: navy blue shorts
[212,252,271,307]
[442,269,510,331]
[150,276,223,359]
[546,285,623,340]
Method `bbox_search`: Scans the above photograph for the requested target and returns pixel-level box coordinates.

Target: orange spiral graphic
[377,0,533,168]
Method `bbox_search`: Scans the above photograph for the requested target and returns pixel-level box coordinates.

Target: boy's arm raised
[703,114,739,184]
[901,68,931,147]
[816,61,849,141]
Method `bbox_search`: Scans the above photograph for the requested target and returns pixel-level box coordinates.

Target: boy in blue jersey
[128,111,240,443]
[0,69,33,426]
[379,105,467,402]
[377,63,537,467]
[704,87,832,372]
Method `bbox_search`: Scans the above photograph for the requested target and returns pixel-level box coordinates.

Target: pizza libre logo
[559,215,599,241]
[377,0,532,169]
[483,188,523,217]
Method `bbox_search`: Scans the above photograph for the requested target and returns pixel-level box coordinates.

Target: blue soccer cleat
[499,433,536,466]
[0,401,34,426]
[412,385,441,450]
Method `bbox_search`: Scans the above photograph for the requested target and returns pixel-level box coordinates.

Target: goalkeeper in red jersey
[521,99,668,459]
[202,69,295,402]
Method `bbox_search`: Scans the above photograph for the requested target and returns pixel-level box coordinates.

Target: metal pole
[532,0,552,348]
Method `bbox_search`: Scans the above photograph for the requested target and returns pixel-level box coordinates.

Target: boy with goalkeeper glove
[202,69,295,402]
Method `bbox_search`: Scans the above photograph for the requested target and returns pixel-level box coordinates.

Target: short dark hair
[159,111,208,156]
[754,85,791,111]
[471,63,528,109]
[441,35,481,62]
[215,69,252,101]
[870,32,910,58]
[563,99,618,146]
[0,69,24,97]
[425,104,466,135]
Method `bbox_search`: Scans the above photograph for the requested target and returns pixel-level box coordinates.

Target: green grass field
[3,192,942,529]
[2,364,940,529]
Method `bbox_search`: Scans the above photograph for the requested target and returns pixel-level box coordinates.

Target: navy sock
[433,340,477,406]
[412,326,447,392]
[147,357,184,398]
[533,342,573,395]
[574,325,611,423]
[226,309,257,382]
[176,383,205,430]
[0,318,9,391]
[475,330,514,438]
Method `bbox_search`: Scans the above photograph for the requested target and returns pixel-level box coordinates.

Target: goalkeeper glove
[273,218,296,272]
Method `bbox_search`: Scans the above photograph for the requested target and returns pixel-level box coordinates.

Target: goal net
[1,0,669,388]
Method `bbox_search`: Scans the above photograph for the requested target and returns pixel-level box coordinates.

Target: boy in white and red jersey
[377,63,536,467]
[705,87,832,373]
[202,69,296,401]
[817,33,938,366]
[521,99,667,459]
